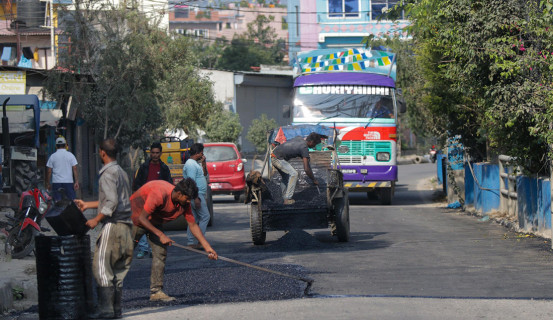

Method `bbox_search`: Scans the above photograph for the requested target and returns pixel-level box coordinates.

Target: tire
[207,186,214,227]
[380,182,395,205]
[5,226,36,259]
[234,192,245,203]
[333,190,350,242]
[250,203,265,245]
[13,161,37,195]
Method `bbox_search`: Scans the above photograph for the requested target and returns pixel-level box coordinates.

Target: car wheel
[234,192,246,203]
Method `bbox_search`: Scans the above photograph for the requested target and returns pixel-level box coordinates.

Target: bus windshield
[293,86,394,121]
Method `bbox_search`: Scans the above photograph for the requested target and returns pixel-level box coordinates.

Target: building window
[226,22,231,29]
[186,29,209,39]
[328,0,359,18]
[175,5,189,18]
[370,0,404,20]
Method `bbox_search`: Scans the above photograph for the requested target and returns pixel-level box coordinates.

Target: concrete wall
[464,163,500,214]
[234,73,293,153]
[199,69,234,110]
[440,159,551,239]
[517,177,551,237]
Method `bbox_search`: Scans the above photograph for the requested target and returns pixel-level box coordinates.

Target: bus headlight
[360,169,368,174]
[376,152,390,161]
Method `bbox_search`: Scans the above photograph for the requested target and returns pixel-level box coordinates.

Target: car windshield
[205,146,238,162]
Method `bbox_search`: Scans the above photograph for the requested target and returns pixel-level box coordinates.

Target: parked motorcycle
[429,146,437,163]
[4,181,52,259]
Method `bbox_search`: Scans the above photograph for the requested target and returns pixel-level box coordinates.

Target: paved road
[120,163,553,318]
[9,163,553,319]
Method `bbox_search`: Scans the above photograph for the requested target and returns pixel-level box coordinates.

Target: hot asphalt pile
[118,229,318,311]
[3,228,317,319]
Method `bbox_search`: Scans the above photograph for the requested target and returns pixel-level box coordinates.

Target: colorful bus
[292,48,405,204]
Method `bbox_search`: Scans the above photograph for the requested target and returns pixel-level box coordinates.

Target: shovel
[173,242,314,295]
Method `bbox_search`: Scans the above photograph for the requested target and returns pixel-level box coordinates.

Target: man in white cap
[46,136,79,201]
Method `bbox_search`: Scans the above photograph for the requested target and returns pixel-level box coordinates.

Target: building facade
[287,0,409,61]
[169,4,288,42]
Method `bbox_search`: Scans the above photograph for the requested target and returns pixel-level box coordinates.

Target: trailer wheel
[333,190,350,242]
[250,203,265,245]
[14,161,37,195]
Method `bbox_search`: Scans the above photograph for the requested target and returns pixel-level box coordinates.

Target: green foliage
[246,114,278,153]
[402,0,553,172]
[154,36,220,136]
[12,287,24,300]
[45,1,218,150]
[215,15,286,71]
[205,109,243,143]
[188,37,226,68]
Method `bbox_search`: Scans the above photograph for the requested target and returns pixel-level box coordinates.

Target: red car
[204,143,247,202]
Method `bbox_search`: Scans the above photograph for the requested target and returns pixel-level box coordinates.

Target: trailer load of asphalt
[260,164,330,210]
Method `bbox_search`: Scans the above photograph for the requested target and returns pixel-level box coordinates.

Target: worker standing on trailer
[271,132,325,205]
[130,178,217,302]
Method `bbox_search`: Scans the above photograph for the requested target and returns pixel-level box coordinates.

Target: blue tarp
[270,124,336,145]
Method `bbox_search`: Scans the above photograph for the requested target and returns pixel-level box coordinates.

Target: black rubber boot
[88,287,115,319]
[113,287,122,319]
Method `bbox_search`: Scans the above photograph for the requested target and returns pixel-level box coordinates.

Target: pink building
[169,5,288,41]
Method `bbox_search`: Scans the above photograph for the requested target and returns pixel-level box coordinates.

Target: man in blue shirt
[182,143,210,247]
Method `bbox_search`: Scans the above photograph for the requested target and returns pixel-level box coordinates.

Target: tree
[45,1,219,149]
[188,37,227,69]
[402,0,553,172]
[154,36,221,136]
[204,109,243,143]
[45,4,162,147]
[246,114,278,153]
[216,15,286,71]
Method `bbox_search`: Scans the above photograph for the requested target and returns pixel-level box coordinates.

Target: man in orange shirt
[130,178,217,302]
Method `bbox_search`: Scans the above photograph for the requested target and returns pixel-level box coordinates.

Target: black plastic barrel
[35,235,94,320]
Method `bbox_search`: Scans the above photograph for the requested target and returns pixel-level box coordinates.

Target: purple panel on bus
[294,73,396,88]
[340,165,398,182]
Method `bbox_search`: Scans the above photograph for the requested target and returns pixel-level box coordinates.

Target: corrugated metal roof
[0,21,55,36]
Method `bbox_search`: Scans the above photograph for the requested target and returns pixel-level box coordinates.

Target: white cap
[56,137,66,145]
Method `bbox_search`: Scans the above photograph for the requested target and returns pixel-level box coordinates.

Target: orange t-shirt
[130,180,195,226]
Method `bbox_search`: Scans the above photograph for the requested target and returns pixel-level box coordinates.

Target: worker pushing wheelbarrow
[245,124,350,245]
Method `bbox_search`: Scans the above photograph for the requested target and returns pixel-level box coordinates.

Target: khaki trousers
[132,225,168,294]
[93,222,134,288]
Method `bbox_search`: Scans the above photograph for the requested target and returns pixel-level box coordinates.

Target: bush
[246,114,278,153]
[205,110,243,143]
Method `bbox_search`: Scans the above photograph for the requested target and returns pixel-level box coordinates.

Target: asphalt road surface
[10,162,553,319]
[123,163,553,308]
